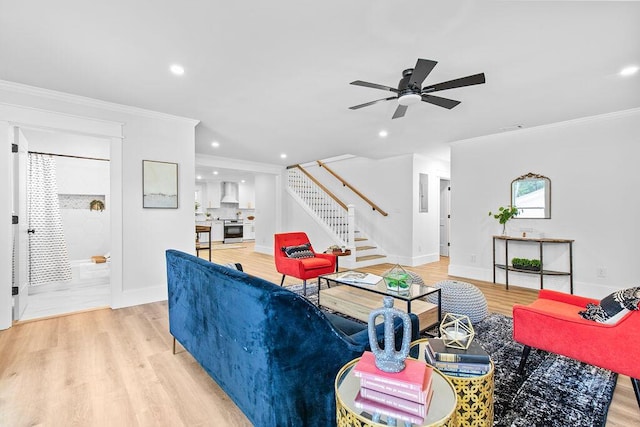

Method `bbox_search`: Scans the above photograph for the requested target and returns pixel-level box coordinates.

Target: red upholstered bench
[513,289,640,409]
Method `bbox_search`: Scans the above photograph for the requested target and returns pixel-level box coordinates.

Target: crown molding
[0,80,200,126]
[195,153,283,175]
[451,107,640,146]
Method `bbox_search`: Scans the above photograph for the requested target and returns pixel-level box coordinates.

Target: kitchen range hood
[220,181,239,204]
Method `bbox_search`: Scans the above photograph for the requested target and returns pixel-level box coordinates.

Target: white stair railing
[287,167,354,246]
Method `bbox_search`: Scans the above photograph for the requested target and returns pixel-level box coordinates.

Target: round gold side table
[410,339,495,427]
[335,357,458,427]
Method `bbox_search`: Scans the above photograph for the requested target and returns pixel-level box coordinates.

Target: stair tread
[356,254,387,262]
[354,237,367,241]
[356,245,376,251]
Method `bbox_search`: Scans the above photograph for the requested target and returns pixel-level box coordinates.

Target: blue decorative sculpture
[368,296,412,372]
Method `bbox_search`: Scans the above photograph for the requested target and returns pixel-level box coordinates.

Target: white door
[439,179,451,257]
[12,127,29,319]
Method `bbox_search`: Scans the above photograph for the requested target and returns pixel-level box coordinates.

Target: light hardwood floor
[0,243,636,426]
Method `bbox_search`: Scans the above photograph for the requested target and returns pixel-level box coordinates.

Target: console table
[492,236,574,294]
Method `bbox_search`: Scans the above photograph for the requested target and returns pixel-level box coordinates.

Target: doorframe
[1,103,123,329]
[439,178,451,257]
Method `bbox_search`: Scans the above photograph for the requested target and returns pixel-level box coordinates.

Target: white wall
[449,108,640,298]
[283,154,450,266]
[0,81,198,324]
[254,173,279,255]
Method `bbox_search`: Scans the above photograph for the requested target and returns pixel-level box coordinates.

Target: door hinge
[448,242,451,247]
[447,214,451,219]
[447,186,450,191]
[12,215,18,224]
[12,143,18,153]
[12,286,19,295]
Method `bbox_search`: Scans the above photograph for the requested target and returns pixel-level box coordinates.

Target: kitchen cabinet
[238,182,255,209]
[207,182,221,209]
[212,221,224,242]
[243,221,255,240]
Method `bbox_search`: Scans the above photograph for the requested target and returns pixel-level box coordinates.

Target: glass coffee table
[319,270,442,332]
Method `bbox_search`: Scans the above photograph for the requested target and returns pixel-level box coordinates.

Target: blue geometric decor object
[368,296,412,372]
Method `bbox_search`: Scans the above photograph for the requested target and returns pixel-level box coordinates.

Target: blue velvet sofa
[166,249,418,427]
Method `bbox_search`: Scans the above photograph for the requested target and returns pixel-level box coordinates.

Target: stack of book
[424,338,491,377]
[352,351,434,424]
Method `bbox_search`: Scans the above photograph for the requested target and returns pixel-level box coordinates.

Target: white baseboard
[254,244,271,255]
[448,264,493,282]
[111,284,168,309]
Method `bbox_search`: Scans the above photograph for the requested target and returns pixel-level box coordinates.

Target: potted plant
[511,257,525,269]
[489,205,519,235]
[530,259,541,271]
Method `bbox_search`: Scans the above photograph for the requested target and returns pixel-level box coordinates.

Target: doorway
[1,106,124,330]
[15,128,112,321]
[439,179,451,257]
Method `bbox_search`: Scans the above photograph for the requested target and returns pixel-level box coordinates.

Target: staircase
[353,236,387,268]
[286,166,388,269]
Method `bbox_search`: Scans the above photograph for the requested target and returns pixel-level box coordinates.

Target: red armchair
[513,289,640,408]
[274,232,336,296]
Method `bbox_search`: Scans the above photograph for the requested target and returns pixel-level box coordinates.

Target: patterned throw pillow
[282,243,315,259]
[579,287,640,323]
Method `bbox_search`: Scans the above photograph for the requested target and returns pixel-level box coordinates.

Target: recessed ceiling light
[620,65,639,76]
[211,141,220,148]
[241,180,246,183]
[499,124,524,132]
[280,154,287,159]
[196,175,202,180]
[379,130,388,138]
[213,171,219,175]
[170,64,185,76]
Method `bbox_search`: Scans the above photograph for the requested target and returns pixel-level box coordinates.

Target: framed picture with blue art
[143,160,178,208]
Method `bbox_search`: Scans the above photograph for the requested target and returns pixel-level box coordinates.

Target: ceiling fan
[349,58,486,119]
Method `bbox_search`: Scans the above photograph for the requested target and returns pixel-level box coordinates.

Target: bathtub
[29,259,110,295]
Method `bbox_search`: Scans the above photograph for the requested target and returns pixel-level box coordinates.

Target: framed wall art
[143,160,178,208]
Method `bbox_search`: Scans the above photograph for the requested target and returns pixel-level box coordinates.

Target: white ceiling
[1,1,639,181]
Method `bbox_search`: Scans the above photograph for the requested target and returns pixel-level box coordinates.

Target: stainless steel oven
[223,219,244,244]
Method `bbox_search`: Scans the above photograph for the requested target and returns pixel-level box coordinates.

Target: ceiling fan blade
[349,96,396,110]
[422,73,486,93]
[392,104,408,119]
[350,80,399,93]
[408,59,438,87]
[421,94,461,109]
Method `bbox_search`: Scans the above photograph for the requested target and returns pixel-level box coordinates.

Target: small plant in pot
[530,259,541,271]
[511,257,541,271]
[511,258,524,269]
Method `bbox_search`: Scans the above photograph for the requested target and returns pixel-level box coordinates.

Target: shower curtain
[28,153,72,286]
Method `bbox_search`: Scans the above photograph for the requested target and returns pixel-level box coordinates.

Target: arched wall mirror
[511,172,551,219]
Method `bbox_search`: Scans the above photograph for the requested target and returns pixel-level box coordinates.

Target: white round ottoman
[427,280,489,324]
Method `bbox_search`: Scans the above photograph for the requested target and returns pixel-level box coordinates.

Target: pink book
[360,386,427,417]
[360,375,431,404]
[354,391,425,424]
[354,351,431,391]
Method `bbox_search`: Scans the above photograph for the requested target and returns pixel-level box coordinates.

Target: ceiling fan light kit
[350,58,486,119]
[398,93,421,106]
